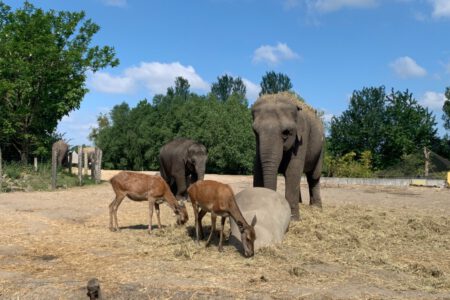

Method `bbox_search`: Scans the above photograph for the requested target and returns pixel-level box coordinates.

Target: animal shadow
[186,225,223,247]
[119,224,167,231]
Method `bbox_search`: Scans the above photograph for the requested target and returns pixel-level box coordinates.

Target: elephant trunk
[195,162,206,181]
[259,134,283,191]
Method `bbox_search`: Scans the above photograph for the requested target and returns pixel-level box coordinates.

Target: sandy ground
[0,170,449,299]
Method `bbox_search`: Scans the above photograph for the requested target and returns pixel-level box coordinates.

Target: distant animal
[109,171,188,233]
[52,140,70,167]
[252,92,325,220]
[187,180,256,257]
[86,278,102,300]
[229,187,290,252]
[159,138,207,200]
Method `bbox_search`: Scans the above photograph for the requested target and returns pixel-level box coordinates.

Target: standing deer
[109,171,188,233]
[187,180,256,257]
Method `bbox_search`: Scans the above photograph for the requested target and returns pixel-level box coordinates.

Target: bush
[325,151,373,178]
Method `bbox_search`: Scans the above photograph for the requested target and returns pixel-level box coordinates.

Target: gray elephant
[252,92,324,220]
[159,138,208,199]
[52,140,70,167]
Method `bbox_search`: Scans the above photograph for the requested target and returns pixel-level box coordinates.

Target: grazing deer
[109,171,188,233]
[187,180,256,257]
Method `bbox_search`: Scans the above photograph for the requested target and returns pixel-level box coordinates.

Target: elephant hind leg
[306,172,322,208]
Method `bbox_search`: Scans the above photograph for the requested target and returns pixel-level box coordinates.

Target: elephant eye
[282,129,292,139]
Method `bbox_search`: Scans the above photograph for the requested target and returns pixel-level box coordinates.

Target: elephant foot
[310,201,323,209]
[110,227,119,232]
[290,214,301,222]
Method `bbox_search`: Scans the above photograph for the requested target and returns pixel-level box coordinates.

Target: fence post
[78,146,83,186]
[34,157,38,172]
[51,148,57,190]
[94,147,102,184]
[84,148,89,176]
[0,147,2,193]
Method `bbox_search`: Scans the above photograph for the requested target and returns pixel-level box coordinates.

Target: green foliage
[443,87,450,131]
[376,153,424,178]
[211,74,246,103]
[91,78,255,174]
[324,151,373,178]
[328,86,437,169]
[0,1,118,162]
[259,71,293,96]
[0,161,95,192]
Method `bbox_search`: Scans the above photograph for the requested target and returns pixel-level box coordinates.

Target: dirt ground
[0,170,449,299]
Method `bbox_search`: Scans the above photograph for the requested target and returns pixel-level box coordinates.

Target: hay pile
[0,181,449,298]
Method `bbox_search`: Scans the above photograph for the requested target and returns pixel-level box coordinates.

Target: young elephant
[109,171,188,233]
[187,180,256,257]
[159,138,207,200]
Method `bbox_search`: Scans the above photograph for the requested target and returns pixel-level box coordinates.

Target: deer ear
[251,215,257,227]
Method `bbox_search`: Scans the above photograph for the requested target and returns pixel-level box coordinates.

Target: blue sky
[7,0,450,145]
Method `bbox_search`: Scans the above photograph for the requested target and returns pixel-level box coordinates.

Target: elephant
[52,140,70,168]
[159,138,208,200]
[251,92,325,220]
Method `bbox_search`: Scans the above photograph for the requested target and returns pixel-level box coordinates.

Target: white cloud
[126,62,209,94]
[389,56,427,78]
[90,72,135,94]
[89,61,209,95]
[420,91,446,110]
[252,42,299,65]
[307,0,377,13]
[429,0,450,18]
[242,78,261,102]
[101,0,127,7]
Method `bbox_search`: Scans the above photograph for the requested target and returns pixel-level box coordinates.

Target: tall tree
[328,87,387,167]
[259,71,293,96]
[443,87,450,131]
[211,74,246,102]
[328,86,437,169]
[174,76,190,100]
[0,2,119,162]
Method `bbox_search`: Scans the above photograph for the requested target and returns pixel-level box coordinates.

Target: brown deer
[109,171,188,233]
[187,180,256,257]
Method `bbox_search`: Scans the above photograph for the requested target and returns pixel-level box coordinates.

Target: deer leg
[147,197,155,234]
[218,216,227,252]
[155,202,162,229]
[198,209,207,239]
[192,202,201,245]
[206,214,217,248]
[109,193,125,231]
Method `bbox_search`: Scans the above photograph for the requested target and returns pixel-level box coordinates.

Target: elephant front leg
[175,175,188,200]
[284,171,302,221]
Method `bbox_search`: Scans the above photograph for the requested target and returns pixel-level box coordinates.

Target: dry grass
[0,175,449,299]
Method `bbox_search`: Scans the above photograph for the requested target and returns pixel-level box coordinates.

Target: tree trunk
[78,146,83,186]
[424,147,430,177]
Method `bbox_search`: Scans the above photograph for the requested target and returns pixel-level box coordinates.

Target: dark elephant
[159,138,208,200]
[252,92,324,220]
[52,140,70,167]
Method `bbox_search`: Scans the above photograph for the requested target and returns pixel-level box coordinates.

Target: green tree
[328,87,386,167]
[329,86,437,169]
[174,76,190,100]
[443,87,450,131]
[259,71,292,96]
[0,2,118,163]
[211,74,246,102]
